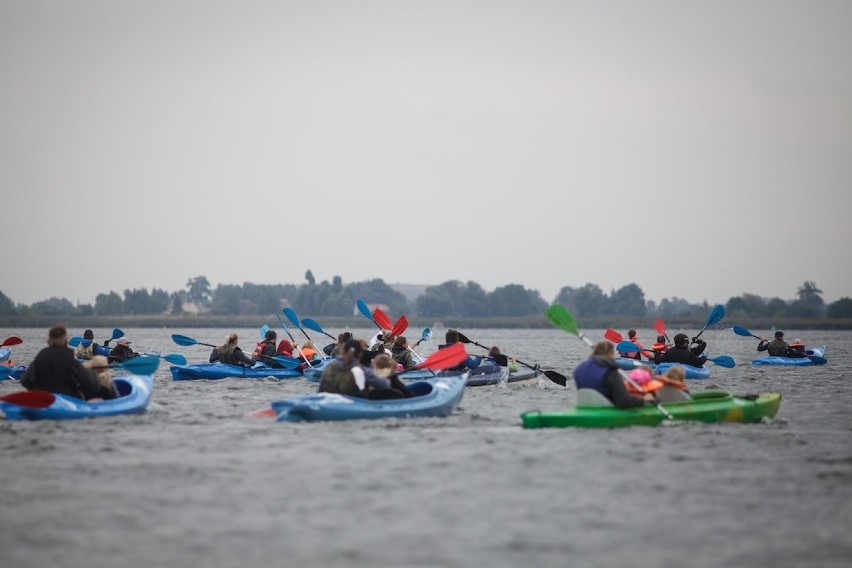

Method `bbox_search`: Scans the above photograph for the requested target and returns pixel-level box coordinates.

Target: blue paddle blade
[808,355,828,365]
[68,336,82,347]
[171,334,198,347]
[301,318,324,334]
[356,299,373,320]
[706,304,726,327]
[282,307,300,327]
[616,340,641,353]
[732,325,754,338]
[421,328,432,342]
[271,355,301,369]
[162,353,188,365]
[111,328,125,340]
[710,355,736,368]
[116,356,160,375]
[260,324,270,339]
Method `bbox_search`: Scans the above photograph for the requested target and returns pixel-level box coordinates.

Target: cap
[117,338,131,345]
[628,367,651,385]
[265,329,277,341]
[774,331,784,339]
[83,329,94,340]
[673,333,688,346]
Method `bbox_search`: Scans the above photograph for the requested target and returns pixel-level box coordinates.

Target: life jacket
[299,347,317,361]
[626,378,665,396]
[573,357,612,398]
[216,343,239,365]
[75,344,95,360]
[254,340,274,358]
[652,342,667,354]
[767,339,789,357]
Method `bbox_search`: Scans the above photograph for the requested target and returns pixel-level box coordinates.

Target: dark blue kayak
[170,362,302,380]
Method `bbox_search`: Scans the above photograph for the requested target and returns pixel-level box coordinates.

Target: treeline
[1,273,850,320]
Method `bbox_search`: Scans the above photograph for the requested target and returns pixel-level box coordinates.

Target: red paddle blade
[654,319,667,336]
[247,408,277,418]
[604,329,622,343]
[416,343,467,371]
[1,336,23,347]
[372,308,393,330]
[391,315,408,337]
[0,390,56,408]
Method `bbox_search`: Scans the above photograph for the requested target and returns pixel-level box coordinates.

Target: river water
[1,326,850,568]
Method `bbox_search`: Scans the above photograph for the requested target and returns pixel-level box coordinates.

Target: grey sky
[2,1,850,307]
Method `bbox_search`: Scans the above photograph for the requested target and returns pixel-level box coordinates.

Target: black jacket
[21,345,101,400]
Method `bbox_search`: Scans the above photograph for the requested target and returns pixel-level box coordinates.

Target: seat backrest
[656,385,691,403]
[576,389,614,407]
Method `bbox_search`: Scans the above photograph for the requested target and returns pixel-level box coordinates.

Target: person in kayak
[276,338,295,358]
[85,355,120,400]
[573,341,656,408]
[74,329,110,360]
[318,339,404,399]
[254,329,283,367]
[656,333,707,367]
[390,336,418,371]
[108,337,139,363]
[757,331,806,358]
[329,332,353,358]
[21,324,103,400]
[618,330,648,360]
[209,333,256,367]
[438,329,484,373]
[369,353,413,399]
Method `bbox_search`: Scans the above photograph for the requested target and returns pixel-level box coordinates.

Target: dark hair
[83,329,94,339]
[445,329,459,343]
[774,331,784,339]
[628,329,637,339]
[339,332,352,343]
[265,329,277,340]
[49,324,67,340]
[673,333,688,347]
[656,335,666,343]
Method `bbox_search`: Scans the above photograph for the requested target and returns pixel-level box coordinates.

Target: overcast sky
[2,1,850,308]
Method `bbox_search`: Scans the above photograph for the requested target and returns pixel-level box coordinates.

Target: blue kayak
[270,373,467,422]
[752,346,827,366]
[615,357,651,371]
[170,362,303,380]
[397,367,541,386]
[0,374,154,421]
[652,362,710,380]
[301,359,334,383]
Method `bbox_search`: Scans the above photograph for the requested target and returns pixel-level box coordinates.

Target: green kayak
[521,390,782,429]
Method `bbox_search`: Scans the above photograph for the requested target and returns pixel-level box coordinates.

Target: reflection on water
[1,327,850,568]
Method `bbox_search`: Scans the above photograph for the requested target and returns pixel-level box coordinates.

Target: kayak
[396,367,541,386]
[520,389,782,429]
[0,374,154,421]
[170,362,303,380]
[301,359,334,383]
[752,346,827,366]
[653,362,710,379]
[0,365,27,381]
[270,373,468,422]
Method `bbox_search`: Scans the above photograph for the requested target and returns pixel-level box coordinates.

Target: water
[1,327,850,568]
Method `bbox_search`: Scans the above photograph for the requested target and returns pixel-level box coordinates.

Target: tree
[610,283,646,317]
[186,276,211,306]
[94,292,124,315]
[305,270,316,286]
[571,284,606,316]
[30,297,76,317]
[488,284,547,317]
[0,291,16,316]
[793,281,824,316]
[827,298,852,318]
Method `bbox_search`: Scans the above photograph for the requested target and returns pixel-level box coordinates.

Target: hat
[265,329,277,341]
[83,329,94,340]
[673,333,688,346]
[628,367,651,386]
[117,338,131,345]
[774,331,784,339]
[790,338,804,347]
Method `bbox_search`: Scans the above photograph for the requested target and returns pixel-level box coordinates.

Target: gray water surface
[1,327,850,568]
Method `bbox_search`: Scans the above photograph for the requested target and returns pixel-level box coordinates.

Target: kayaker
[75,329,110,360]
[757,331,806,358]
[618,330,647,360]
[318,339,400,398]
[329,332,352,358]
[254,329,282,367]
[662,365,689,394]
[488,346,518,373]
[276,339,295,357]
[297,340,319,363]
[439,330,482,373]
[21,324,103,401]
[391,336,418,371]
[573,341,656,409]
[108,337,139,363]
[651,335,669,359]
[656,333,707,367]
[369,353,413,399]
[209,333,256,367]
[85,355,119,400]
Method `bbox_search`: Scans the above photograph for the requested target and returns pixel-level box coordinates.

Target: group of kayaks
[0,303,830,426]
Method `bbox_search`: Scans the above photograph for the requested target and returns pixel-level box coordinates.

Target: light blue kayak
[270,373,468,422]
[0,374,154,420]
[752,346,827,366]
[170,362,303,380]
[301,359,334,383]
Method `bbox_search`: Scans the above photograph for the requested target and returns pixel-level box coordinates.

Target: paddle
[260,324,270,339]
[546,304,673,419]
[373,308,393,331]
[415,342,468,371]
[0,390,56,408]
[69,328,124,348]
[732,325,827,365]
[282,307,313,343]
[301,318,337,341]
[408,328,432,363]
[654,319,669,342]
[172,334,217,348]
[275,312,314,368]
[108,355,161,375]
[694,304,725,342]
[356,299,383,331]
[391,315,408,337]
[1,336,23,348]
[144,353,188,365]
[606,329,651,358]
[456,331,563,384]
[615,341,736,368]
